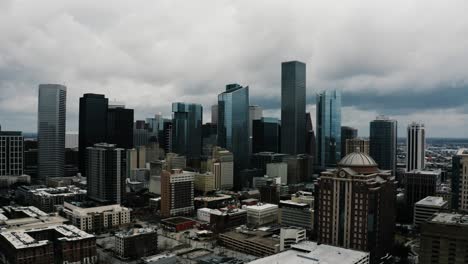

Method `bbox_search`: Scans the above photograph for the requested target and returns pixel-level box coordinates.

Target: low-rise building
[0,205,67,229]
[0,175,30,188]
[279,227,306,251]
[160,217,196,232]
[197,207,247,233]
[60,202,131,233]
[245,203,278,227]
[194,172,216,193]
[414,196,448,227]
[279,200,314,231]
[252,175,281,188]
[194,194,234,209]
[0,225,97,264]
[16,185,87,213]
[115,228,158,260]
[219,228,280,257]
[142,254,177,264]
[249,241,369,264]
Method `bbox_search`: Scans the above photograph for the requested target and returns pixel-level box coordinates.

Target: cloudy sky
[1,0,467,137]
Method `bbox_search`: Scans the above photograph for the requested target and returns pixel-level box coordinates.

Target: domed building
[316,151,396,263]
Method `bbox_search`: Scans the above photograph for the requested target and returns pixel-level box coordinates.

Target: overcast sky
[1,0,467,137]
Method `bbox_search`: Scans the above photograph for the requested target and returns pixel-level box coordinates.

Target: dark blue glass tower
[218,84,249,189]
[172,102,203,164]
[252,117,281,153]
[369,116,397,174]
[316,90,341,168]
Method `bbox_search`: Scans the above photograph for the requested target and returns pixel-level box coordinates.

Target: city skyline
[0,1,468,137]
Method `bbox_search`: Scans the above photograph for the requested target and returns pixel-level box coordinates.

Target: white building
[280,227,306,251]
[249,241,369,264]
[406,122,425,171]
[252,175,281,188]
[212,148,234,190]
[266,162,287,184]
[414,196,448,227]
[197,208,218,223]
[245,203,278,227]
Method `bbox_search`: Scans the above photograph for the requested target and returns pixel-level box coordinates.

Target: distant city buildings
[160,169,195,218]
[369,116,397,174]
[345,138,369,156]
[107,103,134,149]
[341,126,357,158]
[0,131,23,176]
[406,122,426,171]
[404,169,441,213]
[252,117,281,153]
[38,84,67,181]
[452,149,468,211]
[281,61,306,155]
[316,90,341,167]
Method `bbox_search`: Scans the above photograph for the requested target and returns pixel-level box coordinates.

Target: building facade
[414,196,448,228]
[406,122,426,171]
[345,138,369,156]
[279,200,314,232]
[0,131,23,176]
[160,169,195,218]
[107,104,134,149]
[212,147,234,190]
[404,169,441,212]
[452,149,468,211]
[369,116,397,174]
[281,61,306,155]
[316,90,341,168]
[252,117,281,153]
[245,203,278,227]
[341,126,358,158]
[38,84,67,181]
[115,228,158,260]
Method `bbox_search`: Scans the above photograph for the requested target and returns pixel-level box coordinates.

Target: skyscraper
[305,112,316,157]
[369,116,397,174]
[316,90,341,168]
[452,149,468,211]
[0,131,23,176]
[249,105,263,155]
[107,104,134,149]
[78,94,108,174]
[86,143,126,204]
[160,169,195,218]
[340,126,357,158]
[212,147,234,190]
[281,61,306,155]
[211,105,218,125]
[406,122,425,171]
[218,84,249,189]
[38,84,66,181]
[252,117,281,153]
[171,102,203,166]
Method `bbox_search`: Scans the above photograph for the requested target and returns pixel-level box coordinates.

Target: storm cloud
[0,0,467,137]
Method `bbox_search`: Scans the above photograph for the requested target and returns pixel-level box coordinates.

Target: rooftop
[221,229,279,248]
[63,202,130,216]
[115,228,157,238]
[416,196,448,207]
[245,203,278,211]
[456,148,468,156]
[430,213,468,226]
[249,241,369,264]
[194,194,233,202]
[338,152,377,167]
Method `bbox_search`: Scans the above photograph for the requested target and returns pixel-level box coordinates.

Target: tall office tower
[316,152,396,262]
[420,213,468,264]
[202,123,217,158]
[134,120,150,147]
[212,147,234,189]
[172,102,203,166]
[78,94,108,174]
[284,154,313,184]
[86,143,126,204]
[249,105,263,154]
[345,138,369,156]
[0,131,23,176]
[160,169,195,218]
[369,116,397,174]
[406,122,426,171]
[452,149,468,211]
[165,152,187,171]
[218,84,249,189]
[305,112,316,157]
[281,61,306,155]
[340,126,357,158]
[211,105,218,124]
[252,117,280,153]
[251,152,288,175]
[146,114,163,141]
[38,84,67,181]
[107,104,134,149]
[316,90,341,168]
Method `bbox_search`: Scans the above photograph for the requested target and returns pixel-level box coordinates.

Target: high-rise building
[171,102,203,165]
[0,131,23,176]
[420,213,468,264]
[341,126,357,158]
[217,84,249,189]
[252,117,281,153]
[279,200,314,232]
[38,84,67,181]
[107,104,134,149]
[159,119,173,154]
[413,196,448,228]
[404,169,441,213]
[212,147,234,189]
[86,143,126,204]
[160,169,195,218]
[249,105,263,154]
[452,149,468,211]
[281,61,306,155]
[369,116,397,174]
[211,104,218,124]
[202,123,217,158]
[345,138,369,156]
[316,152,396,262]
[79,94,108,174]
[305,112,316,157]
[316,90,341,168]
[406,122,426,171]
[251,152,288,175]
[134,120,150,147]
[284,154,313,184]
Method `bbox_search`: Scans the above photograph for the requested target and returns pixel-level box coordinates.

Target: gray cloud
[0,0,467,137]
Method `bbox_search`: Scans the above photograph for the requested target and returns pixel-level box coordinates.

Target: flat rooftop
[161,217,195,225]
[456,148,468,156]
[115,228,156,238]
[430,213,468,226]
[245,203,278,211]
[416,196,447,207]
[221,229,279,248]
[64,202,130,216]
[194,194,233,202]
[249,241,369,264]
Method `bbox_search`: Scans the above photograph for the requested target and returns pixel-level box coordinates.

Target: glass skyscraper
[172,102,203,164]
[316,90,341,168]
[107,105,134,149]
[281,61,306,155]
[218,84,249,189]
[369,116,397,174]
[252,117,280,153]
[38,84,67,181]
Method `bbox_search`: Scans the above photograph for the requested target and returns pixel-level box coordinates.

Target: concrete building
[142,254,177,264]
[245,203,278,227]
[279,227,306,251]
[316,152,396,262]
[252,175,281,188]
[0,205,67,229]
[266,162,287,184]
[0,225,97,264]
[406,122,426,171]
[284,154,313,184]
[115,228,158,260]
[0,131,23,176]
[249,241,370,264]
[341,126,358,158]
[345,138,369,156]
[87,143,126,204]
[404,169,441,212]
[452,149,468,211]
[414,196,448,227]
[160,169,195,218]
[15,185,87,213]
[0,175,30,188]
[420,213,468,264]
[61,202,131,233]
[219,228,280,257]
[279,200,314,231]
[194,172,216,193]
[212,147,234,189]
[38,84,67,181]
[165,153,186,170]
